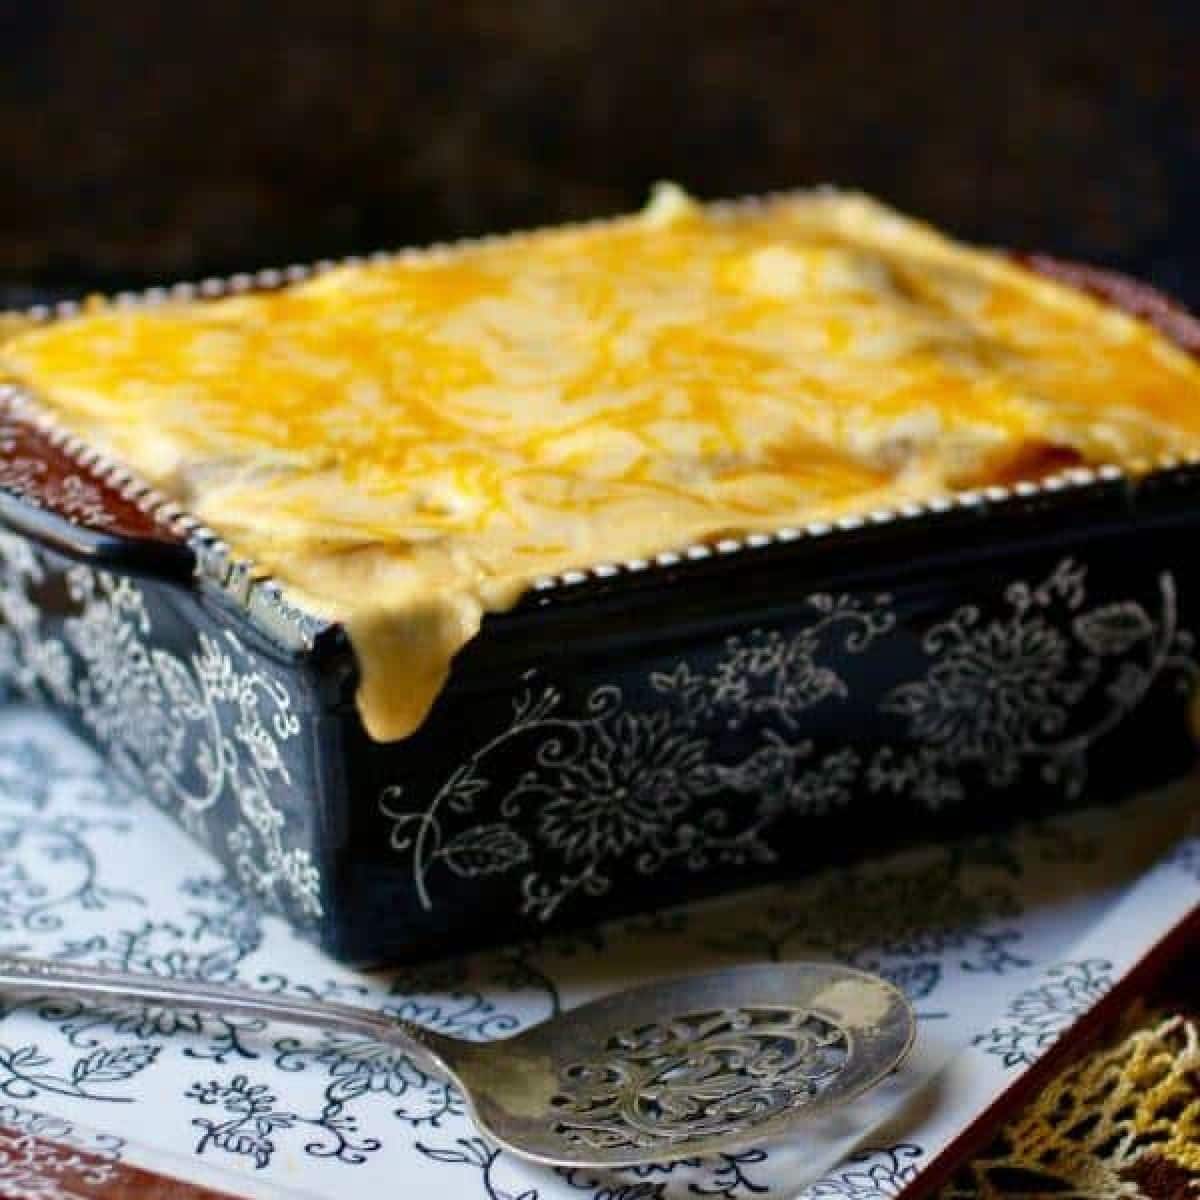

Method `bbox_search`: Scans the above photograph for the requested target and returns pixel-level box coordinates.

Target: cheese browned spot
[3,184,1200,741]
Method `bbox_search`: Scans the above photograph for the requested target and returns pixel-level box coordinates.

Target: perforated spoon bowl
[0,955,914,1168]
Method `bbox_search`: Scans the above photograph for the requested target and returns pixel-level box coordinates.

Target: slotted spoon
[0,955,914,1168]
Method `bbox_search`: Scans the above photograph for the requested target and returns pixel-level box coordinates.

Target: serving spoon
[0,955,914,1169]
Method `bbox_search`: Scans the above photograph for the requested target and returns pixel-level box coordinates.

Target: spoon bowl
[452,962,914,1167]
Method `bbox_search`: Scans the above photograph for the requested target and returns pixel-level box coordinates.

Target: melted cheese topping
[3,186,1200,742]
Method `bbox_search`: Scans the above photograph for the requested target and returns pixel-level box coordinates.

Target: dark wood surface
[1,1,1197,305]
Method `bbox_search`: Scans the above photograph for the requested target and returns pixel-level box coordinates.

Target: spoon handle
[0,954,458,1080]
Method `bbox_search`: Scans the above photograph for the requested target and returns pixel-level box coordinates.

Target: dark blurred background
[1,1,1197,306]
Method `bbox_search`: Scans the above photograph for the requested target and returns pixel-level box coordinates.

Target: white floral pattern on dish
[382,559,1198,918]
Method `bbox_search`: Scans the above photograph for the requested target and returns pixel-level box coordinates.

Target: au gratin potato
[4,185,1199,740]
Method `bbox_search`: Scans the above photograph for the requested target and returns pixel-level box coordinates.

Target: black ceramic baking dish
[1,244,1199,964]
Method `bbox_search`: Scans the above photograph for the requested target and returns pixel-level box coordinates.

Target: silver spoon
[0,955,914,1168]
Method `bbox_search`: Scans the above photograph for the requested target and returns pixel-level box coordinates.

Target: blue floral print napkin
[0,705,1192,1200]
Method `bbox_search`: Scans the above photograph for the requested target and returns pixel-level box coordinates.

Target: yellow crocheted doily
[943,1009,1200,1199]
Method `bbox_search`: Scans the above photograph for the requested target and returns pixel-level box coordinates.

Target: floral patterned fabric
[0,705,1192,1199]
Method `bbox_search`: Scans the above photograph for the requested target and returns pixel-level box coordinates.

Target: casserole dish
[1,195,1199,963]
